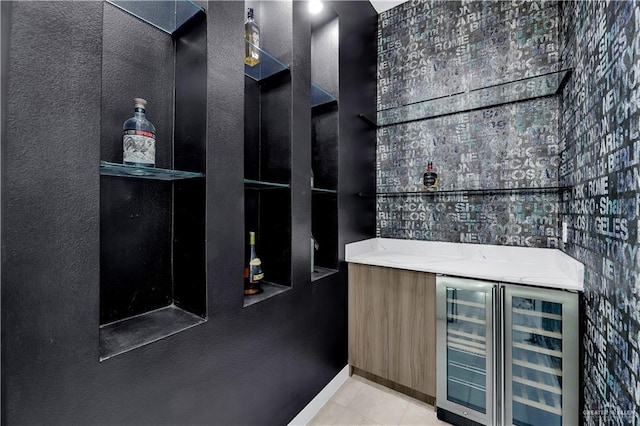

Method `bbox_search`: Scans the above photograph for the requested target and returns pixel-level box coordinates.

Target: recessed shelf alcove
[311,10,339,281]
[99,1,207,361]
[243,0,293,305]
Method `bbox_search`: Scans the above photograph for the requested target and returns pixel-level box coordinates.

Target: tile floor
[307,375,450,425]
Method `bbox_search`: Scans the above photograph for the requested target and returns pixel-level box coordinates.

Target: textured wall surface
[377,98,560,193]
[376,0,562,247]
[377,0,559,110]
[560,1,640,423]
[1,1,377,425]
[1,2,104,423]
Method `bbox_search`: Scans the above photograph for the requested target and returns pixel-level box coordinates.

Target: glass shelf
[244,41,290,81]
[100,161,204,181]
[364,186,570,197]
[377,69,571,126]
[311,82,338,107]
[244,179,290,189]
[107,0,204,35]
[312,187,337,194]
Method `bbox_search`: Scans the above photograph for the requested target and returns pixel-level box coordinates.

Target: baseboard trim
[287,365,349,426]
[351,366,436,406]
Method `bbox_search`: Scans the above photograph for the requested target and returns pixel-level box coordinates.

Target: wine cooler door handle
[492,286,498,426]
[499,285,506,426]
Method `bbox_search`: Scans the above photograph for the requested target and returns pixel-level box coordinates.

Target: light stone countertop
[345,238,584,291]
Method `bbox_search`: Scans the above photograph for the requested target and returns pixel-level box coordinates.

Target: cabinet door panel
[388,269,436,396]
[348,264,388,378]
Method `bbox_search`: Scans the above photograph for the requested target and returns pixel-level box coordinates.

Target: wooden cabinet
[348,263,436,398]
[348,264,389,378]
[388,268,436,396]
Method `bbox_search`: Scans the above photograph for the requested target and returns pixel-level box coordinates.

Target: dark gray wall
[1,1,103,423]
[560,1,640,423]
[375,0,562,248]
[1,1,376,424]
[334,1,378,258]
[312,16,339,98]
[311,12,339,270]
[1,1,10,191]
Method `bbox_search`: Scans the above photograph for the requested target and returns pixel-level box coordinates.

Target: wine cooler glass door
[503,285,578,426]
[436,276,495,425]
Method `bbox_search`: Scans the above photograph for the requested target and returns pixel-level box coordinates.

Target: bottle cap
[247,8,254,18]
[134,98,147,108]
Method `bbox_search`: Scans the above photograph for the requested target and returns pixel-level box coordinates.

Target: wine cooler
[436,276,578,426]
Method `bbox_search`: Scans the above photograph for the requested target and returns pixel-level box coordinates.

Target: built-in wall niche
[106,0,203,35]
[311,10,339,281]
[243,0,293,306]
[99,1,207,361]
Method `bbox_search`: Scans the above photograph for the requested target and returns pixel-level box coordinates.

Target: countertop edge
[345,238,584,292]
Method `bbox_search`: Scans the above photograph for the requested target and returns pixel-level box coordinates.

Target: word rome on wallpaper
[376,0,561,248]
[561,0,640,422]
[376,0,640,422]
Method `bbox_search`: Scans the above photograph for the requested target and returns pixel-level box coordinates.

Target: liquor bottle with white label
[245,231,264,295]
[244,8,260,66]
[123,98,156,167]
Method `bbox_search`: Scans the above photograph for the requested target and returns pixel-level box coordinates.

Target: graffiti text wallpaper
[376,0,561,248]
[560,1,640,423]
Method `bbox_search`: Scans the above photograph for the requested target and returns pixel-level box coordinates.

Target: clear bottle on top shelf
[123,98,156,167]
[244,8,260,67]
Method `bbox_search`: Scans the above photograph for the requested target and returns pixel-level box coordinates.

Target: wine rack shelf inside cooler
[446,289,488,414]
[511,297,564,422]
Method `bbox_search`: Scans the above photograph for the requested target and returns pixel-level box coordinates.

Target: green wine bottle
[245,231,263,295]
